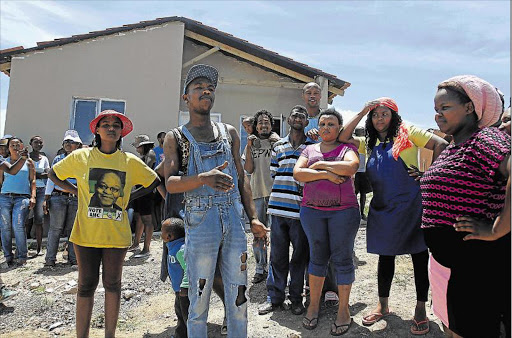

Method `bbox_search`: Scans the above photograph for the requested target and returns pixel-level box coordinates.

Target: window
[178,111,221,125]
[71,98,126,146]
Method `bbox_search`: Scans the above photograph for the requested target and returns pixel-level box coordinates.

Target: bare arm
[338,101,379,147]
[454,155,511,240]
[243,135,256,174]
[49,168,78,196]
[293,156,345,184]
[309,150,360,176]
[164,130,235,194]
[130,178,161,202]
[28,159,36,209]
[423,134,449,161]
[228,125,269,238]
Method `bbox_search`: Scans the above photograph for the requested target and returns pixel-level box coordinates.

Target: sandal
[331,318,353,336]
[410,317,430,335]
[302,316,319,330]
[362,309,393,326]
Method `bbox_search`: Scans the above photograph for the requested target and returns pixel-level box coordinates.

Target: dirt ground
[0,220,446,337]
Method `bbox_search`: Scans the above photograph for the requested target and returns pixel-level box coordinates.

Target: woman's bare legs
[102,248,127,338]
[74,244,101,338]
[304,274,325,322]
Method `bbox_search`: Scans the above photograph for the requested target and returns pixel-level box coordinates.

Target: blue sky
[1,0,510,132]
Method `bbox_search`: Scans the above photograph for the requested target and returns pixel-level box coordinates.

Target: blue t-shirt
[166,238,187,292]
[153,146,164,167]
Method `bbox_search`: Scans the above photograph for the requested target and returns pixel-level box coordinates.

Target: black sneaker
[290,301,305,315]
[252,272,268,284]
[258,301,286,315]
[6,260,15,268]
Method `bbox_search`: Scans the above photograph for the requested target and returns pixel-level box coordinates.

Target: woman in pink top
[293,108,360,336]
[421,75,510,337]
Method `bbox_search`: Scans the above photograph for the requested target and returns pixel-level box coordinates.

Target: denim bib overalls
[180,122,248,338]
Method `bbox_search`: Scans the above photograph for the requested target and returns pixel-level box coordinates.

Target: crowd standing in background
[0,64,510,338]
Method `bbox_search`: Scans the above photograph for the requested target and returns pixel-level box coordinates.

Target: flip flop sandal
[331,318,353,336]
[302,316,319,330]
[362,309,393,326]
[410,317,430,335]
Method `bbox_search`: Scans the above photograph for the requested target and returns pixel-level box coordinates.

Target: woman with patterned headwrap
[421,75,510,338]
[339,98,448,335]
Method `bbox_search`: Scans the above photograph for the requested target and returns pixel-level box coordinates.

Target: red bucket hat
[89,110,133,137]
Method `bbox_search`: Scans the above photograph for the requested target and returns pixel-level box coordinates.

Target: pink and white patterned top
[420,127,510,229]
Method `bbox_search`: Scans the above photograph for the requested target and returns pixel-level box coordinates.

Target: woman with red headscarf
[339,98,448,335]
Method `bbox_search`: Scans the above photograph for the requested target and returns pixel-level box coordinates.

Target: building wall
[179,40,306,136]
[5,24,314,159]
[5,22,185,160]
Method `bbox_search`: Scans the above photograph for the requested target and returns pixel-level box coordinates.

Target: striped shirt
[267,135,312,219]
[420,127,510,229]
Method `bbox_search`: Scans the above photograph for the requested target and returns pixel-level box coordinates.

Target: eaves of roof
[0,16,350,92]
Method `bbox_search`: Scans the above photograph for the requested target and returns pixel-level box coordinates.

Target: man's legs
[288,218,309,307]
[252,197,269,283]
[267,215,289,304]
[186,206,223,337]
[45,195,67,265]
[65,198,78,264]
[219,204,248,337]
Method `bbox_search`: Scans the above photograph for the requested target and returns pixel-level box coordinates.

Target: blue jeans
[0,194,29,261]
[267,215,308,304]
[300,207,360,285]
[253,196,270,274]
[46,194,78,264]
[185,195,247,337]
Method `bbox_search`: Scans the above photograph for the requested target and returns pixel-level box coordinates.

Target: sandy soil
[0,221,446,337]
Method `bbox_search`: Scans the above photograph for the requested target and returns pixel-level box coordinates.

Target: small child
[161,217,189,338]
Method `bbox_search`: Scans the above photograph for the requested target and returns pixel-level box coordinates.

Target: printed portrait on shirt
[87,168,126,221]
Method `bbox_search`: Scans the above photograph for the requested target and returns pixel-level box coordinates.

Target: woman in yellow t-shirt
[48,110,160,338]
[338,98,448,335]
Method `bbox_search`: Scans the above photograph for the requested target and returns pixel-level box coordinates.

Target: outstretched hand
[199,161,234,192]
[453,216,498,241]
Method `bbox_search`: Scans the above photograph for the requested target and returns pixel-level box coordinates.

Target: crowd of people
[0,64,510,338]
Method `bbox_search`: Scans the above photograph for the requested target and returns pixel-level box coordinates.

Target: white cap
[63,130,82,144]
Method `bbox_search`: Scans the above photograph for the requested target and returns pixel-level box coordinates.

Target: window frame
[70,97,127,145]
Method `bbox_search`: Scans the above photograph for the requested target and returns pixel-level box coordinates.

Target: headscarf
[373,97,413,160]
[439,75,502,128]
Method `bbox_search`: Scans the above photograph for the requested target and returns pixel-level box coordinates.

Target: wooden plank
[0,62,11,73]
[219,78,305,89]
[184,30,344,98]
[182,46,220,68]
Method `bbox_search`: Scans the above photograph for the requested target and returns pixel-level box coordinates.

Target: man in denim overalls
[163,64,269,337]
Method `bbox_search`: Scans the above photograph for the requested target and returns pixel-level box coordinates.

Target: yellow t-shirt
[356,125,433,168]
[53,147,158,248]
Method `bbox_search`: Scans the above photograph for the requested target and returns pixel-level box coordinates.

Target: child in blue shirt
[162,217,189,338]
